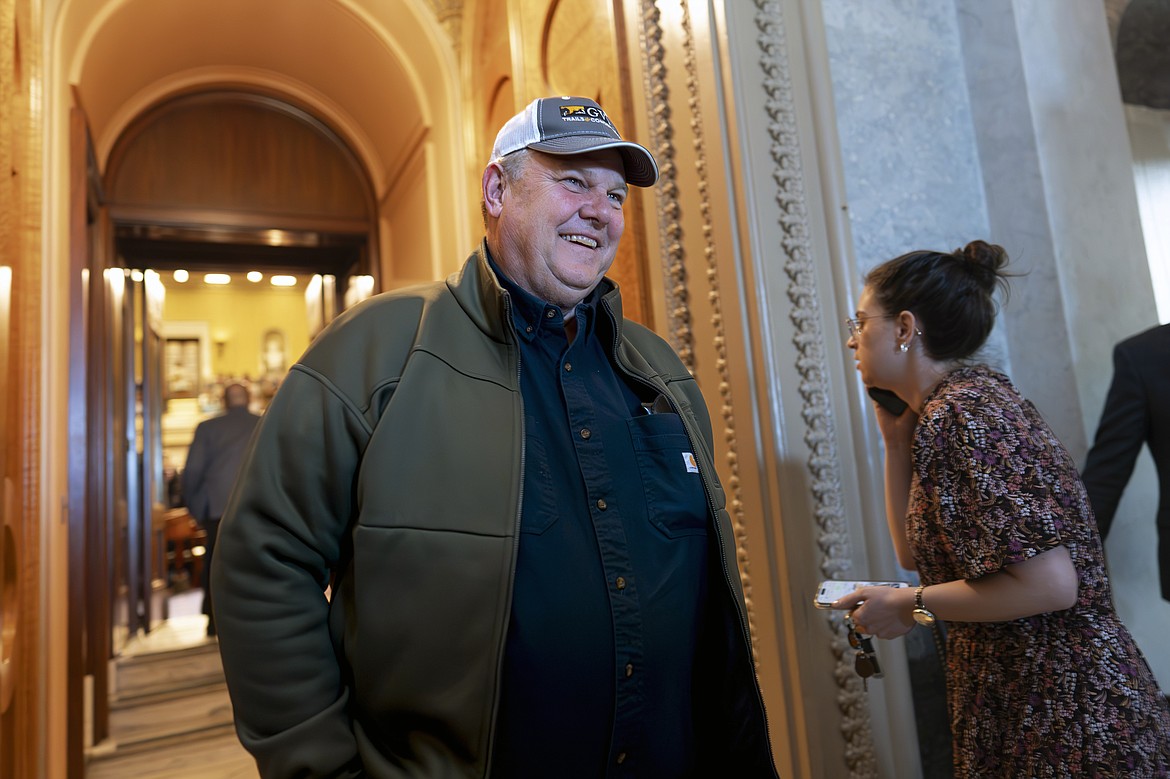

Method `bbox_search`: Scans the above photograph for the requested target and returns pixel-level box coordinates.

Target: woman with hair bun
[834,241,1170,777]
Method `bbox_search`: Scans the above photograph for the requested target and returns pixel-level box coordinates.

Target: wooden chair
[161,508,207,589]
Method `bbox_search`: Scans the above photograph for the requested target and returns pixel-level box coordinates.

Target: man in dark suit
[183,382,261,635]
[1082,323,1170,601]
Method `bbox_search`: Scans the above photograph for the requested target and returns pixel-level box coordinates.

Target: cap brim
[527,135,659,188]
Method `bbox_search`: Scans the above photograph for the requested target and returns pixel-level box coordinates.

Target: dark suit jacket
[183,406,262,524]
[1081,323,1170,600]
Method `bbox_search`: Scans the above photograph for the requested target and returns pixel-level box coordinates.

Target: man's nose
[579,189,614,225]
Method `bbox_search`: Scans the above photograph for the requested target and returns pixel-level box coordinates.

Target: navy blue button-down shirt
[488,259,712,778]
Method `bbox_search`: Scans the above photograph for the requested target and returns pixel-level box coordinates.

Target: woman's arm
[882,442,916,571]
[875,406,920,571]
[836,545,1080,639]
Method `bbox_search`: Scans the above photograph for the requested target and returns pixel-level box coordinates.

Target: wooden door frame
[67,102,115,775]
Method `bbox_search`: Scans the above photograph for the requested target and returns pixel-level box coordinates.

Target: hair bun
[958,240,1008,272]
[953,240,1009,292]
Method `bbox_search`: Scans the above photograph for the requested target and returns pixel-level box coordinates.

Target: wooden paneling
[106,92,373,223]
[1,0,43,776]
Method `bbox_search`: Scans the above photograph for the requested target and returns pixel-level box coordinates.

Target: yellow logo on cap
[559,105,612,125]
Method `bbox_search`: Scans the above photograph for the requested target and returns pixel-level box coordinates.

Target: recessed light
[173,270,189,282]
[204,273,231,285]
[270,275,297,287]
[247,271,263,283]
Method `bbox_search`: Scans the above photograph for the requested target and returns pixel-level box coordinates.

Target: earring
[899,342,909,353]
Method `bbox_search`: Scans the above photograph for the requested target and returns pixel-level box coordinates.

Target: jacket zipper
[483,293,524,779]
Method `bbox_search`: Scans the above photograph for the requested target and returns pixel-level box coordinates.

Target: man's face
[484,149,628,311]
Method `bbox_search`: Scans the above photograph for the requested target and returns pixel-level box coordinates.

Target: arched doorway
[47,1,469,772]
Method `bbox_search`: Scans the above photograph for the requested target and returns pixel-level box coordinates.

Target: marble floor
[86,730,259,779]
[122,589,212,656]
[87,589,261,779]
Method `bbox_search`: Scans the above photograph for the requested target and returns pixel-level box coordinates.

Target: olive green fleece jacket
[212,243,777,778]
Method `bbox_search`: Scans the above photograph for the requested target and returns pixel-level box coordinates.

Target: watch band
[912,584,936,626]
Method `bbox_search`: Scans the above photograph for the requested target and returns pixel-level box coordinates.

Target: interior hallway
[2,0,1167,777]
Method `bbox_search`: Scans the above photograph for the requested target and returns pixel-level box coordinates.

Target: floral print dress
[907,366,1170,778]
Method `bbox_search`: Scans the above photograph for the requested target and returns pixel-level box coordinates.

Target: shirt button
[580,428,591,439]
[564,362,572,372]
[525,325,534,334]
[616,753,627,765]
[625,663,634,677]
[545,309,556,319]
[596,498,607,510]
[615,576,626,590]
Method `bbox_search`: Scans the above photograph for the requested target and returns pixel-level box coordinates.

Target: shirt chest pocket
[628,412,709,538]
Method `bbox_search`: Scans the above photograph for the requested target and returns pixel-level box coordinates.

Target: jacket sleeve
[210,365,372,779]
[1081,341,1150,539]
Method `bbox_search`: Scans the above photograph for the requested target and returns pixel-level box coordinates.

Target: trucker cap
[488,96,659,188]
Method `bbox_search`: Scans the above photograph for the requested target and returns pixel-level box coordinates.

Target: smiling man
[212,96,778,779]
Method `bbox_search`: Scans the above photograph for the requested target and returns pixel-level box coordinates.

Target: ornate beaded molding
[753,1,876,776]
[635,0,694,371]
[676,0,761,666]
[637,0,761,665]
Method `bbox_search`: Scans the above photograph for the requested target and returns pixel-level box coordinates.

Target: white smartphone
[813,579,910,609]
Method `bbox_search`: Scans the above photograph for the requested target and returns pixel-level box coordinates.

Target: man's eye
[608,192,626,205]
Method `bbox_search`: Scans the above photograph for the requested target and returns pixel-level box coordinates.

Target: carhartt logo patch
[683,452,699,473]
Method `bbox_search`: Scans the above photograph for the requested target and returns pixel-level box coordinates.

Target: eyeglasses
[844,614,883,690]
[844,314,895,338]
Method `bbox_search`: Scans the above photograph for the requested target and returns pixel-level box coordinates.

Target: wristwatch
[912,585,936,626]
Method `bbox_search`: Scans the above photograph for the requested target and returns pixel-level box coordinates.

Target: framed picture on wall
[163,337,201,399]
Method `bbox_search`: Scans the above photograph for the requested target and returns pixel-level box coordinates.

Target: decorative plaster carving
[752,1,876,776]
[422,0,463,55]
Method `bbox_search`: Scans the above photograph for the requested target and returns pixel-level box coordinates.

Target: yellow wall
[161,275,312,382]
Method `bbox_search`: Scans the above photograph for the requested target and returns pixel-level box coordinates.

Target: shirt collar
[486,250,599,343]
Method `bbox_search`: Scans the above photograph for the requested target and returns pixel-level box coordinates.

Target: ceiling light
[270,275,297,287]
[204,273,231,285]
[246,271,263,283]
[173,269,189,283]
[130,269,144,282]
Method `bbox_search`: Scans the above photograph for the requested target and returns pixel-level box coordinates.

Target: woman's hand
[873,401,918,449]
[833,585,916,640]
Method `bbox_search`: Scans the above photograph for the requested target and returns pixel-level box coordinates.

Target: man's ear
[483,163,507,218]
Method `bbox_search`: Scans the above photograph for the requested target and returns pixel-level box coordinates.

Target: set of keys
[843,613,883,690]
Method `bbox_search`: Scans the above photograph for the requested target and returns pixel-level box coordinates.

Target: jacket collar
[446,240,511,344]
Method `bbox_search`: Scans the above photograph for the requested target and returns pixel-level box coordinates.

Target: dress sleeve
[926,398,1066,579]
